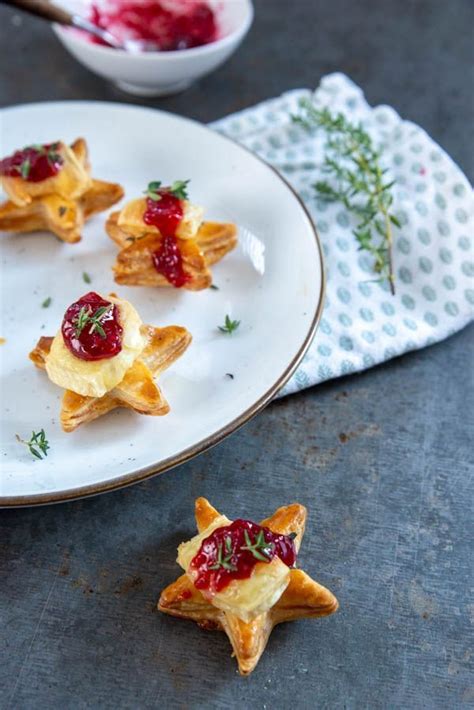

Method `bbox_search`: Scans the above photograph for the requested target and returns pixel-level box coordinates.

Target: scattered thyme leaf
[82,272,92,284]
[42,297,52,308]
[58,206,67,217]
[16,429,50,460]
[218,315,240,335]
[209,284,219,291]
[292,100,398,294]
[225,373,234,379]
[288,532,298,540]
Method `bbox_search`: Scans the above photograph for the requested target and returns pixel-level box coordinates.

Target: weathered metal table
[1,1,473,707]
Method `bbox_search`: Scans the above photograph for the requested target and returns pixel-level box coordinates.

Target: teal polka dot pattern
[442,275,456,290]
[422,285,437,302]
[213,73,474,395]
[381,302,395,316]
[419,257,433,274]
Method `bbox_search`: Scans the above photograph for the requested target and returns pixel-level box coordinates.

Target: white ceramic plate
[0,102,324,506]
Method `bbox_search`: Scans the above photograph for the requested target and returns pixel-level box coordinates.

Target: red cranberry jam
[89,0,218,51]
[0,143,63,182]
[143,182,190,288]
[61,292,123,361]
[190,519,297,594]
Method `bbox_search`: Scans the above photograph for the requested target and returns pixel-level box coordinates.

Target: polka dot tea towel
[211,73,473,396]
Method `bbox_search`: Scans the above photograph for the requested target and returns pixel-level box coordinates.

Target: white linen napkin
[211,73,473,396]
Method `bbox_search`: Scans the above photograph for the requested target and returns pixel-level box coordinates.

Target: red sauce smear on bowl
[190,519,297,594]
[61,292,123,361]
[0,143,63,182]
[144,186,190,288]
[89,0,218,51]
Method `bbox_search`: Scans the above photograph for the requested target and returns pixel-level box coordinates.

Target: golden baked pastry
[158,497,339,675]
[0,138,123,243]
[106,180,237,291]
[29,291,191,432]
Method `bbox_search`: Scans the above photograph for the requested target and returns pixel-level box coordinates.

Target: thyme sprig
[16,429,50,460]
[144,179,190,202]
[74,304,112,339]
[208,536,237,571]
[292,99,399,294]
[241,529,275,562]
[218,315,240,335]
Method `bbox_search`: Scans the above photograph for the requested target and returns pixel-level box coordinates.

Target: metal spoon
[1,0,158,51]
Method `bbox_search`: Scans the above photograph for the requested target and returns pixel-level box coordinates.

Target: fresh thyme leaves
[292,99,398,294]
[16,429,50,460]
[225,373,234,379]
[209,536,237,571]
[73,304,112,339]
[209,284,219,291]
[169,179,190,200]
[144,179,190,201]
[241,529,275,562]
[42,297,52,308]
[145,181,162,201]
[82,271,92,284]
[20,158,31,179]
[288,532,297,540]
[218,315,240,335]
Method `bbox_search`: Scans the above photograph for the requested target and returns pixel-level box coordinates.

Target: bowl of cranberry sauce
[53,0,254,96]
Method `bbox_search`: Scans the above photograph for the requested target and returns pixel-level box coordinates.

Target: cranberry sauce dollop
[144,187,190,288]
[190,519,297,594]
[89,0,217,51]
[0,143,63,182]
[61,292,123,361]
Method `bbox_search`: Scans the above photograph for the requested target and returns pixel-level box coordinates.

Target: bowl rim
[53,0,254,60]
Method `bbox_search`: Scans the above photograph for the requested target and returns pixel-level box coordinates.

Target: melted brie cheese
[1,143,92,207]
[117,197,204,240]
[45,294,146,398]
[177,518,291,623]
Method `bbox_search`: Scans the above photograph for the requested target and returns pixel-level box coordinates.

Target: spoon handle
[1,0,74,25]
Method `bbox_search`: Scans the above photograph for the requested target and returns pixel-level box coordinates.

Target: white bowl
[53,0,253,96]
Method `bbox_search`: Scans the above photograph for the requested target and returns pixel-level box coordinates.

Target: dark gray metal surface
[1,1,473,708]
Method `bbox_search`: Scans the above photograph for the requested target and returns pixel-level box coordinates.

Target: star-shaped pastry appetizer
[0,138,123,243]
[158,497,338,675]
[29,292,191,431]
[106,180,237,290]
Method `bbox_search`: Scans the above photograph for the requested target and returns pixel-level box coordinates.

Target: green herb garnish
[208,536,237,571]
[169,179,190,200]
[20,158,31,179]
[42,297,52,308]
[73,304,112,339]
[292,100,399,294]
[82,272,92,284]
[288,532,297,541]
[209,284,219,291]
[241,529,274,562]
[16,429,50,460]
[144,181,162,201]
[144,179,190,202]
[218,315,240,335]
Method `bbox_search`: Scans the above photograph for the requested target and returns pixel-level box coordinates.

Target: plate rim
[0,100,325,507]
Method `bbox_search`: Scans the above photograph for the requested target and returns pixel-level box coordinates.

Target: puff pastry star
[106,212,238,291]
[30,323,191,432]
[158,498,339,675]
[0,138,123,243]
